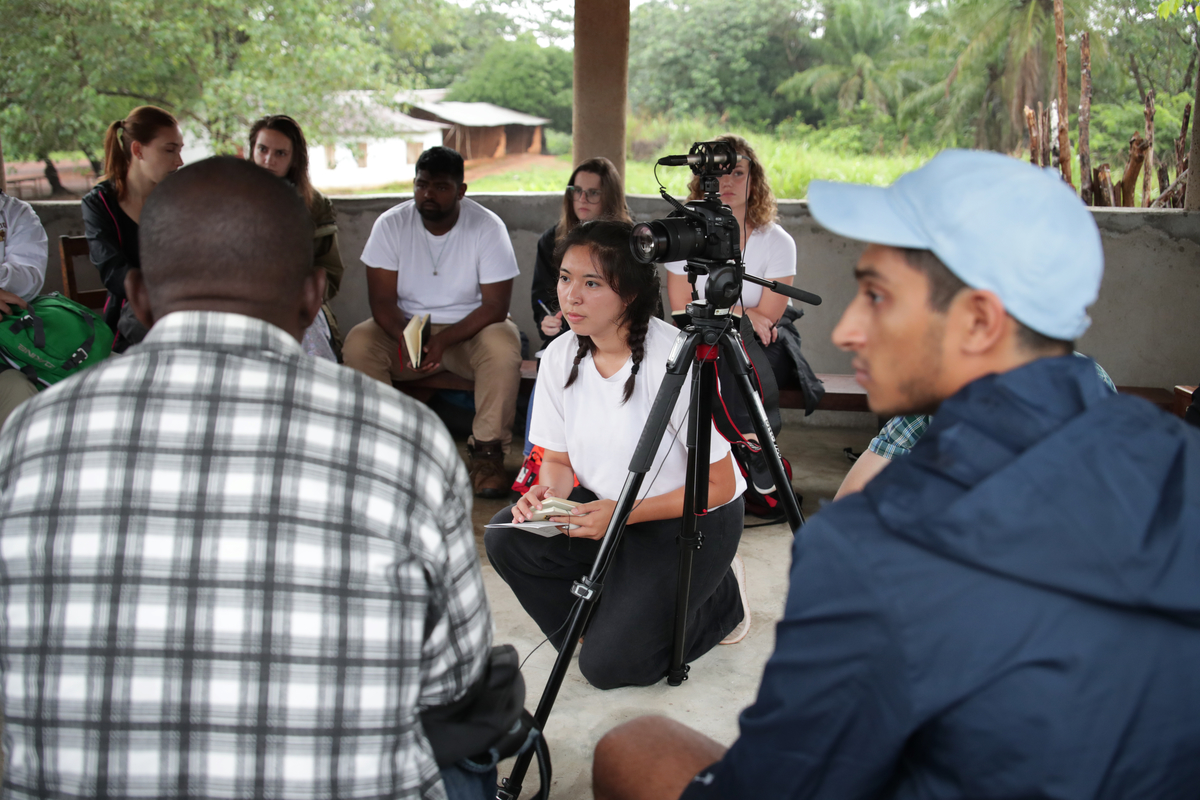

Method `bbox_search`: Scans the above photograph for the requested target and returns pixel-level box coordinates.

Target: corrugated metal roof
[334,91,450,136]
[411,101,550,128]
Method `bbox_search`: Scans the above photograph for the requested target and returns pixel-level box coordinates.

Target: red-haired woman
[248,114,345,360]
[81,106,184,351]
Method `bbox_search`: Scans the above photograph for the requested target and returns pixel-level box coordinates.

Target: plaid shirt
[0,311,491,800]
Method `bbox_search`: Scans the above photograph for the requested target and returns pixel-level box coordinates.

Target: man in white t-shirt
[343,146,522,497]
[0,190,47,427]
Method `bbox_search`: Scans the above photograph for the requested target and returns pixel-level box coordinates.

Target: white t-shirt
[530,317,745,506]
[0,192,48,302]
[666,222,796,310]
[360,197,520,324]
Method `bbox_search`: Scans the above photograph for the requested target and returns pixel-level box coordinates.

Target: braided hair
[556,220,660,404]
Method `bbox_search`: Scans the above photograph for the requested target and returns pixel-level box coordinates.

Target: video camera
[630,140,742,269]
[631,140,821,311]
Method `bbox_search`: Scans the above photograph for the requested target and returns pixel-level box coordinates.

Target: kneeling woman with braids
[485,220,748,690]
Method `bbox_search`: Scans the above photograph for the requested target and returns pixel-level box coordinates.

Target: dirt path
[462,153,562,182]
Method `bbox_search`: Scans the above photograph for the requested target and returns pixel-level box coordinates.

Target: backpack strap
[8,313,45,349]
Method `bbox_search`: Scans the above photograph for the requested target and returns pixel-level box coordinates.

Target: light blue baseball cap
[807,149,1103,340]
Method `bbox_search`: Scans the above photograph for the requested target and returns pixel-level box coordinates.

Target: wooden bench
[1176,385,1198,418]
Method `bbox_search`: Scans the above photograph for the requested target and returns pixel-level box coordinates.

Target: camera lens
[631,222,666,264]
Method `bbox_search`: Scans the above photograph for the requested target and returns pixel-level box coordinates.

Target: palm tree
[776,0,910,116]
[918,0,1095,151]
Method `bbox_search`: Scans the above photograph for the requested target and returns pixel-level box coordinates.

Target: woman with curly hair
[248,114,345,360]
[530,156,632,346]
[666,136,808,497]
[486,219,749,690]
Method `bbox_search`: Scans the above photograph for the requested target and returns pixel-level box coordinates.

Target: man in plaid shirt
[0,157,493,799]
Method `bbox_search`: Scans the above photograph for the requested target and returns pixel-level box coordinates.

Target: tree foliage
[445,36,573,132]
[0,0,391,159]
[777,0,909,116]
[628,0,816,128]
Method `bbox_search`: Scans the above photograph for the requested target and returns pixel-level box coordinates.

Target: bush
[544,129,571,156]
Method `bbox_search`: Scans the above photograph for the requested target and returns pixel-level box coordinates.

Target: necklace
[422,226,451,276]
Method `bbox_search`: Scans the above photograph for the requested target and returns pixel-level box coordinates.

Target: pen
[538,299,556,317]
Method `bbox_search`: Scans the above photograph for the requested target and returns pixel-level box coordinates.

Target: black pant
[485,489,745,690]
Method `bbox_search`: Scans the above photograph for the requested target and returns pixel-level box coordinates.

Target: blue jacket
[685,355,1200,799]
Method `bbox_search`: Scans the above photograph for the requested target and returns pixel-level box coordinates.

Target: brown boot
[468,439,509,499]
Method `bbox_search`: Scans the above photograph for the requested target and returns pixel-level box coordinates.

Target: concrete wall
[30,195,1200,389]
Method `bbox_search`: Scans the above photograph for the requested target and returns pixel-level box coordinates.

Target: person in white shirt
[0,190,47,425]
[342,147,523,497]
[485,220,750,690]
[666,134,802,495]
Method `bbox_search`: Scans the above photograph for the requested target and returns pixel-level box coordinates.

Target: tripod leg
[499,330,702,800]
[720,330,805,530]
[667,350,716,685]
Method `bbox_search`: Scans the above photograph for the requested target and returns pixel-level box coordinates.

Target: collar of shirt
[139,310,305,358]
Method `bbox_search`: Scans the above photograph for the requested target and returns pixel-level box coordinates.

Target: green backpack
[0,293,114,389]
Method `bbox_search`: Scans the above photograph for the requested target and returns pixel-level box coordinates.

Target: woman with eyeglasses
[531,157,632,346]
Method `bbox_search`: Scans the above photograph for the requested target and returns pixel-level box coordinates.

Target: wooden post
[1097,164,1115,207]
[1152,167,1189,207]
[1039,102,1051,167]
[1186,55,1200,210]
[1121,131,1150,206]
[574,0,630,179]
[1079,32,1093,205]
[1091,168,1106,206]
[1025,106,1040,166]
[1054,0,1073,187]
[1143,90,1155,207]
[1175,102,1191,178]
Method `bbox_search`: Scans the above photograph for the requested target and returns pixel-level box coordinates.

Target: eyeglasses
[567,185,603,203]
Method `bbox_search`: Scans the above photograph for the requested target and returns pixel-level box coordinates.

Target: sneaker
[468,439,509,499]
[740,441,776,496]
[720,554,751,645]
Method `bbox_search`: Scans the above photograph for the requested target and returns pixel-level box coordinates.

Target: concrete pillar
[573,0,629,178]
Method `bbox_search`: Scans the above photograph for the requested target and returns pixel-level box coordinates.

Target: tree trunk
[1121,132,1150,207]
[1143,90,1156,207]
[1025,106,1039,166]
[1054,0,1073,187]
[1130,53,1147,105]
[41,156,68,196]
[80,146,102,178]
[1186,51,1200,210]
[1079,32,1093,205]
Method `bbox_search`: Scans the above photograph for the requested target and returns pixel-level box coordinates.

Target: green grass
[345,128,933,199]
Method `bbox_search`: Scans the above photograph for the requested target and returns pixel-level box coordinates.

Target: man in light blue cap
[591,150,1200,800]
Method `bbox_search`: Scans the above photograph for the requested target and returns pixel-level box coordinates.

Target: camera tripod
[497,263,821,800]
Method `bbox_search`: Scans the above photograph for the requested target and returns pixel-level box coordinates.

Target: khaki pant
[343,317,522,450]
[0,369,38,430]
